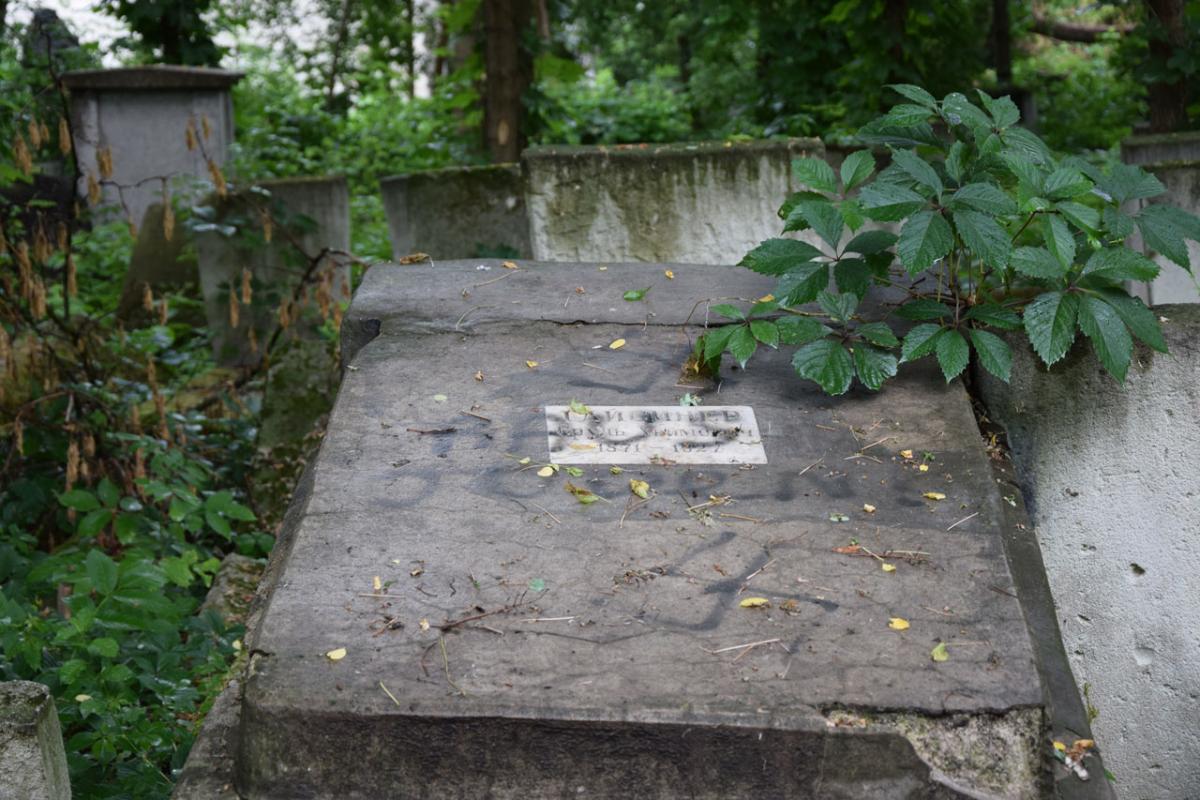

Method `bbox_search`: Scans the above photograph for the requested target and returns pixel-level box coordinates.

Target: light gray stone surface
[116,202,196,321]
[976,308,1200,800]
[196,176,351,365]
[64,66,240,228]
[0,681,70,800]
[379,163,529,261]
[221,260,1064,798]
[524,139,826,264]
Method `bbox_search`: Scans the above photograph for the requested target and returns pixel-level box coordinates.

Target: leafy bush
[699,84,1200,394]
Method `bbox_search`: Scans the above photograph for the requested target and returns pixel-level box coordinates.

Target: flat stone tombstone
[239,261,1049,798]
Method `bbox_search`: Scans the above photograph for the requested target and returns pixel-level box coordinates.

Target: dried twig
[379,681,400,706]
[946,511,979,531]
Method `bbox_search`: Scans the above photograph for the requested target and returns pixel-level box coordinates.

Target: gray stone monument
[0,681,71,800]
[63,66,242,228]
[379,164,530,261]
[176,260,1111,799]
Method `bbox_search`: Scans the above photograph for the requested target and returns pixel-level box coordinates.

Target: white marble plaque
[544,405,767,464]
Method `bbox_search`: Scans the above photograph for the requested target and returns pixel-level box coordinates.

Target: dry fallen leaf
[502,260,518,269]
[565,482,600,504]
[863,503,876,513]
[739,597,770,609]
[779,599,801,615]
[568,442,598,451]
[537,465,556,477]
[1053,741,1067,753]
[372,575,382,591]
[326,647,347,661]
[888,617,910,630]
[525,360,539,369]
[609,466,624,475]
[518,456,531,465]
[918,464,929,472]
[418,619,430,632]
[930,642,949,662]
[664,269,675,279]
[609,338,626,349]
[881,563,896,573]
[568,398,591,416]
[398,252,430,264]
[923,491,947,501]
[630,479,651,499]
[900,449,914,459]
[474,370,484,381]
[833,544,863,555]
[598,266,608,271]
[75,694,92,702]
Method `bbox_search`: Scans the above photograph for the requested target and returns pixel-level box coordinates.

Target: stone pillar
[196,176,351,366]
[522,139,825,264]
[1121,132,1200,305]
[0,681,71,800]
[63,66,242,228]
[379,164,529,261]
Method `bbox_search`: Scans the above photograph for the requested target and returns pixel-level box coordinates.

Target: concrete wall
[523,139,824,264]
[0,681,71,800]
[1121,132,1200,306]
[976,308,1200,800]
[379,164,529,261]
[64,66,240,228]
[197,176,350,366]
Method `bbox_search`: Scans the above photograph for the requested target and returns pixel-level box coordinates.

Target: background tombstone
[379,163,529,261]
[115,203,197,322]
[0,681,71,800]
[1121,131,1200,305]
[63,65,242,228]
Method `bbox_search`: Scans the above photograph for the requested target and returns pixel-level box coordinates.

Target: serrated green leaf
[1056,201,1101,233]
[739,238,825,275]
[890,148,943,198]
[749,320,779,348]
[710,303,745,320]
[749,300,778,316]
[792,339,854,395]
[948,183,1017,216]
[945,142,967,184]
[1002,151,1046,192]
[887,103,935,127]
[897,211,954,275]
[85,549,119,596]
[840,150,876,191]
[853,345,898,390]
[1043,215,1076,268]
[702,325,738,362]
[896,298,953,321]
[889,84,938,108]
[967,328,1012,381]
[1001,127,1053,165]
[1082,248,1160,282]
[779,190,828,220]
[1043,167,1093,200]
[965,303,1021,330]
[96,479,119,509]
[935,330,970,381]
[88,637,119,659]
[727,326,757,368]
[1099,162,1165,204]
[834,259,872,297]
[900,323,946,362]
[941,92,992,133]
[840,198,866,232]
[1103,207,1134,239]
[792,157,838,194]
[859,182,927,221]
[776,316,830,345]
[844,229,897,255]
[1095,289,1167,352]
[1010,246,1066,280]
[856,321,900,348]
[796,199,844,248]
[976,91,1020,128]
[1136,204,1200,270]
[1077,294,1133,382]
[954,209,1011,269]
[59,489,100,512]
[776,261,830,305]
[817,290,858,322]
[78,508,112,538]
[1024,291,1079,366]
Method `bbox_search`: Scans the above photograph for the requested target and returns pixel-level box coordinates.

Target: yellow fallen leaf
[930,642,949,662]
[75,694,92,703]
[537,465,556,477]
[568,398,591,416]
[757,293,775,303]
[609,466,624,475]
[609,338,626,349]
[502,260,518,269]
[1053,741,1067,753]
[739,597,770,608]
[664,269,675,279]
[923,491,946,501]
[474,370,484,381]
[568,442,597,450]
[888,617,910,630]
[232,638,242,651]
[630,479,651,499]
[900,449,914,459]
[518,456,531,465]
[372,575,382,591]
[419,619,430,632]
[918,464,929,472]
[525,360,538,368]
[326,647,347,661]
[863,503,876,513]
[598,266,608,271]
[881,563,896,573]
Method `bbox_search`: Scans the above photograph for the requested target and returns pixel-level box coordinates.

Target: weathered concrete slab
[0,681,71,800]
[223,260,1064,798]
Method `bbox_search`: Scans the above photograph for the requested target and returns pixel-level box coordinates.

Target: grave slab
[214,260,1083,799]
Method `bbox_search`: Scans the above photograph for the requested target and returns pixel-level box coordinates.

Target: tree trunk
[326,0,355,110]
[483,0,533,163]
[992,0,1012,87]
[1144,0,1189,133]
[405,0,416,99]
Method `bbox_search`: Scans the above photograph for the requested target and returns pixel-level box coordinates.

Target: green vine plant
[696,84,1200,395]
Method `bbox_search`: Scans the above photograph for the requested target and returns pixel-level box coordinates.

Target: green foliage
[700,85,1199,395]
